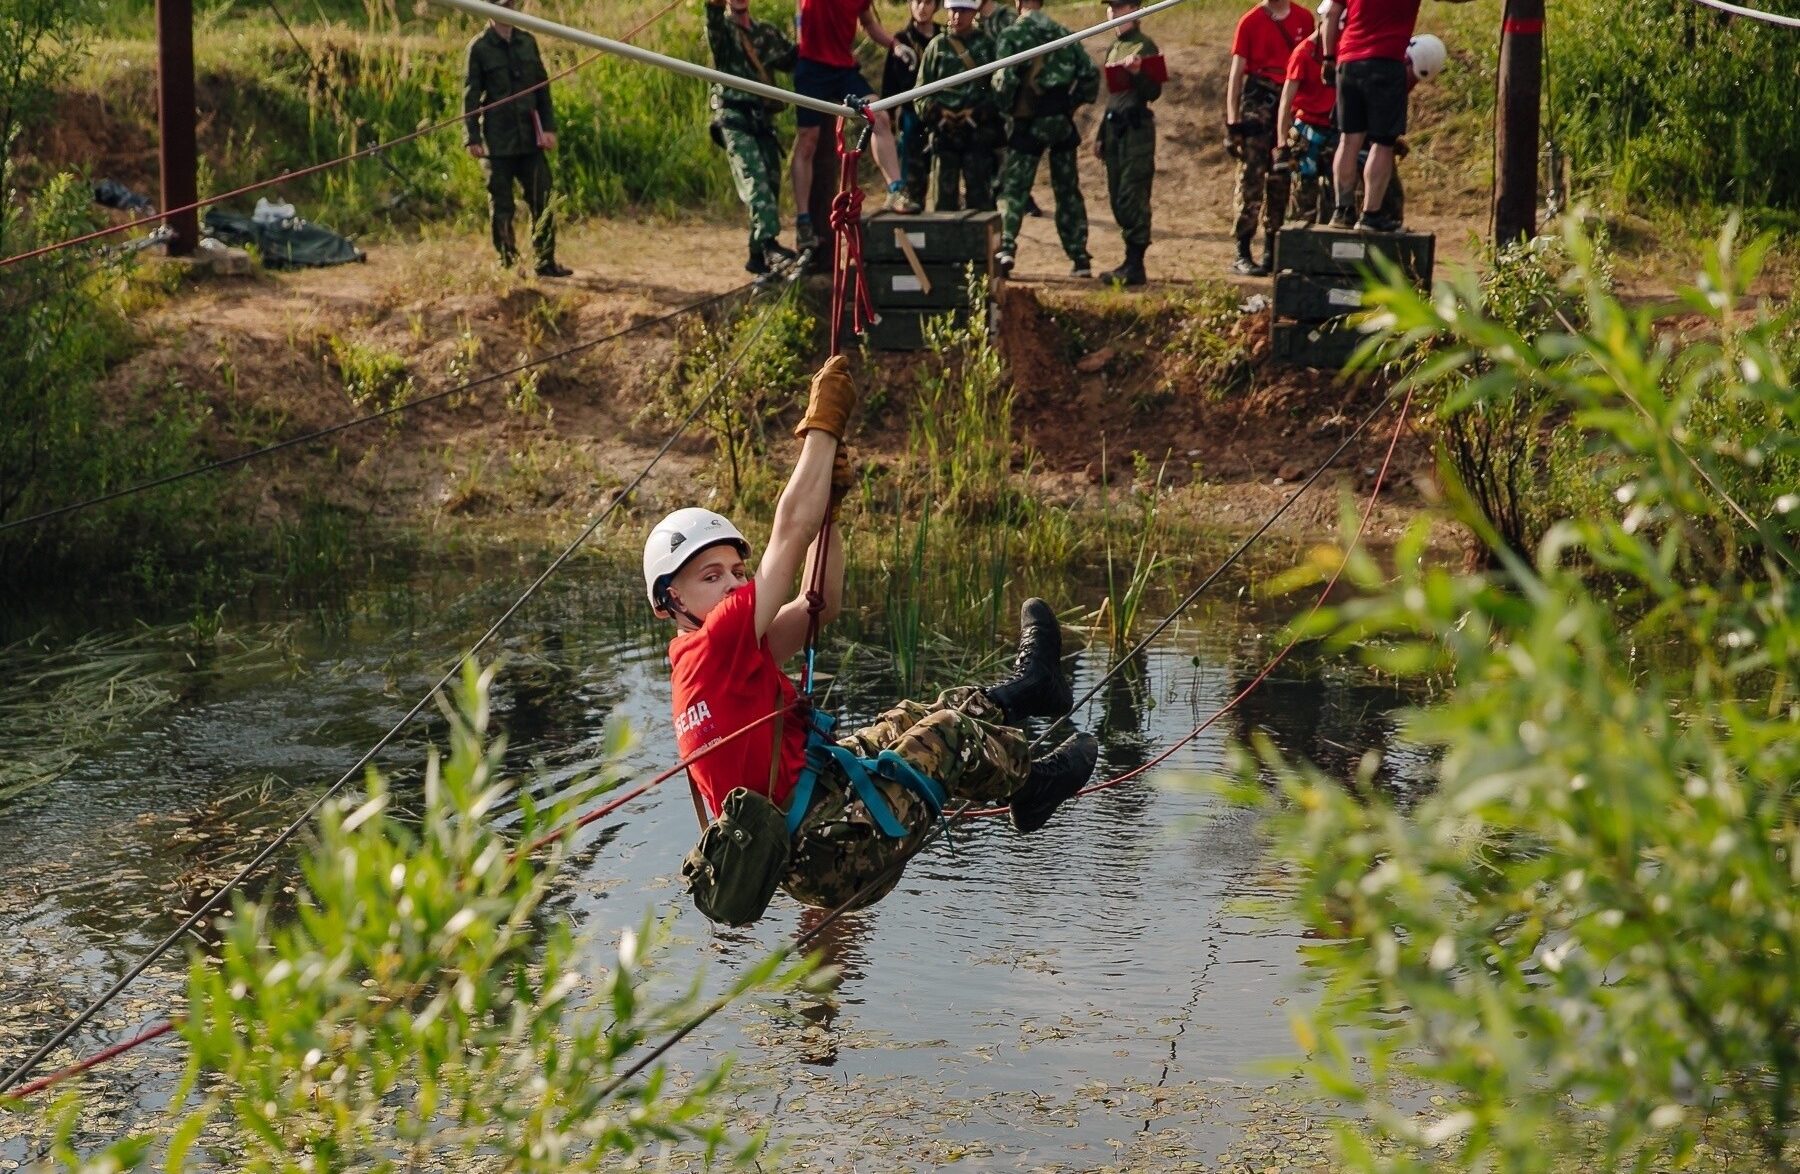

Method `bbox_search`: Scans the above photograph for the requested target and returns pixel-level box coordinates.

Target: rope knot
[828,184,865,234]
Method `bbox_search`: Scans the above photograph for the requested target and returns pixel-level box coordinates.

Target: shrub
[1232,221,1800,1171]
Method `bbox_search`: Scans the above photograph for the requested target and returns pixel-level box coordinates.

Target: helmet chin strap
[663,589,706,631]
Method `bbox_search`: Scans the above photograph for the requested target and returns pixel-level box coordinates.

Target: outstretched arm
[765,515,846,665]
[859,3,900,52]
[754,357,858,651]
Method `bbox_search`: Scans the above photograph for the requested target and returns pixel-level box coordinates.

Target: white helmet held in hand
[643,507,750,615]
[1407,33,1447,81]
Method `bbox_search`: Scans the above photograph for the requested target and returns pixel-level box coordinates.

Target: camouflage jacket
[704,0,797,115]
[992,8,1099,119]
[980,3,1017,40]
[915,27,998,121]
[1104,29,1162,117]
[463,26,555,158]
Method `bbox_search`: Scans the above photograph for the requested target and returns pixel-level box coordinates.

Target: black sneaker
[1355,209,1404,234]
[1328,204,1357,229]
[1070,257,1094,279]
[1009,732,1100,834]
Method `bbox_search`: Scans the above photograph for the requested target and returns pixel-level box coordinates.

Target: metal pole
[1493,0,1544,244]
[156,0,199,257]
[425,0,858,120]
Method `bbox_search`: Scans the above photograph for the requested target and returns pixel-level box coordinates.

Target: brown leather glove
[793,354,858,440]
[828,447,856,512]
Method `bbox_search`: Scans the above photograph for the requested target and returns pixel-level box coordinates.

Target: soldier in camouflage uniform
[463,0,570,277]
[784,686,1033,909]
[992,0,1101,277]
[651,358,1100,925]
[1096,0,1162,287]
[703,0,800,275]
[1225,0,1314,275]
[979,0,1017,38]
[916,0,1000,212]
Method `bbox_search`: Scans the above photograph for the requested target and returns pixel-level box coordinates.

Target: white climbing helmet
[642,507,750,615]
[1407,33,1447,81]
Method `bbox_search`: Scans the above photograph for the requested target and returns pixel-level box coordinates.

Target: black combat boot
[1231,235,1267,277]
[1008,731,1101,833]
[745,240,770,275]
[1104,244,1148,288]
[982,598,1072,724]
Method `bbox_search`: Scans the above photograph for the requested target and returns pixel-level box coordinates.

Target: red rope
[6,1020,178,1102]
[0,0,684,271]
[959,388,1417,819]
[827,117,876,354]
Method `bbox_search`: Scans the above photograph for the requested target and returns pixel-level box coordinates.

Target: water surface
[0,544,1426,1168]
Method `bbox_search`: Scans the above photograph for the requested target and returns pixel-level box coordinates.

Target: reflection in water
[0,550,1435,1166]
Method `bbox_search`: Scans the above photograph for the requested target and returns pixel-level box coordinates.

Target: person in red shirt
[789,0,919,255]
[1225,0,1315,275]
[645,356,1099,924]
[1320,0,1467,232]
[1276,30,1338,224]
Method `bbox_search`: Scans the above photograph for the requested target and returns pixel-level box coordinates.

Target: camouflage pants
[929,117,999,211]
[1102,115,1155,248]
[783,687,1030,911]
[716,121,783,246]
[930,147,997,211]
[484,151,556,266]
[1291,172,1333,224]
[1231,82,1287,242]
[997,116,1089,263]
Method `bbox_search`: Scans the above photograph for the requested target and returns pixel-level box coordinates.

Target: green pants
[929,118,999,211]
[1102,116,1155,248]
[996,116,1089,264]
[484,151,556,267]
[783,687,1030,911]
[716,120,783,247]
[1231,83,1288,243]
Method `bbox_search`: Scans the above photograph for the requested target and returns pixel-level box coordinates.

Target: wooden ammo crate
[1271,319,1368,370]
[1273,272,1372,321]
[1273,225,1435,283]
[864,263,986,311]
[838,305,990,351]
[862,210,1000,267]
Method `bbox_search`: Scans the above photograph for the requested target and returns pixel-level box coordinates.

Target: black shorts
[1335,57,1408,145]
[794,58,874,129]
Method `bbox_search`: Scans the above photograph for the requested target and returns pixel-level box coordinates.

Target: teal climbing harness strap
[784,708,949,839]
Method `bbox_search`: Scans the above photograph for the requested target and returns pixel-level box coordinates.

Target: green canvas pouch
[682,787,792,927]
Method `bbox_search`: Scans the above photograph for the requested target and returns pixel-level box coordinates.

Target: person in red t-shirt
[644,356,1099,924]
[1275,30,1338,223]
[1319,0,1467,232]
[1225,0,1315,275]
[789,0,918,255]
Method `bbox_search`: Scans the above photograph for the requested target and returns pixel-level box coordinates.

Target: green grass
[51,0,774,235]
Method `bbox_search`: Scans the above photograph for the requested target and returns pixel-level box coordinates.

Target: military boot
[1230,235,1267,277]
[1008,731,1101,833]
[1103,244,1147,288]
[983,598,1072,724]
[745,240,770,276]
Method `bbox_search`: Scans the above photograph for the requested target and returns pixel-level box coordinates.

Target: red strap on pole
[828,116,876,355]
